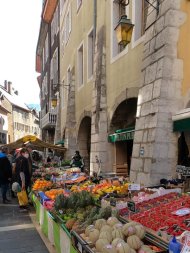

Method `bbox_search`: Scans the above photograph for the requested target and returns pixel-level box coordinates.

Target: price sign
[77,242,83,253]
[127,201,136,213]
[110,198,116,207]
[181,234,190,253]
[128,184,140,191]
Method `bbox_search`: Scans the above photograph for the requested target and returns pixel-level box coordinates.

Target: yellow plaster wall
[178,0,190,98]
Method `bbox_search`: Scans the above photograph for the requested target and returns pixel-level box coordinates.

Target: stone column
[65,69,77,159]
[130,0,187,185]
[90,26,108,175]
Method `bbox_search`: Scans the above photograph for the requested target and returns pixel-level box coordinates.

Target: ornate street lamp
[114,15,134,47]
[51,96,58,108]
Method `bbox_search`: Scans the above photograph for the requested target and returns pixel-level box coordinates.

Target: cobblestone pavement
[0,196,49,253]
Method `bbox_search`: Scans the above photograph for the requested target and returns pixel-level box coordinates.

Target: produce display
[78,219,164,253]
[32,179,52,191]
[126,193,190,238]
[44,189,66,200]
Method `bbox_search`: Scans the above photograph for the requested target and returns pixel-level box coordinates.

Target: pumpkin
[100,225,113,233]
[135,225,145,240]
[107,217,119,226]
[127,235,143,250]
[89,228,100,244]
[112,238,125,248]
[102,245,117,253]
[122,224,136,237]
[116,242,131,253]
[99,231,113,243]
[95,219,107,230]
[85,225,95,236]
[96,239,109,252]
[112,229,124,240]
[113,223,123,231]
[138,245,154,253]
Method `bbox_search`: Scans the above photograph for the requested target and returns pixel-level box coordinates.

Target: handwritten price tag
[181,234,190,253]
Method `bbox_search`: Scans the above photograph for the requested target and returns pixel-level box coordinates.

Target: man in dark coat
[0,147,12,204]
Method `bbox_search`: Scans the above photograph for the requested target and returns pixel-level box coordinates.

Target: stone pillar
[65,69,77,159]
[90,26,108,175]
[130,0,187,185]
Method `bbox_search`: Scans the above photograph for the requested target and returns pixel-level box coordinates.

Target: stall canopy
[172,108,190,132]
[108,127,135,143]
[1,135,66,152]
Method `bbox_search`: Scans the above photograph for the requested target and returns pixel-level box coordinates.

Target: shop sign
[127,201,136,213]
[176,165,190,176]
[108,130,134,142]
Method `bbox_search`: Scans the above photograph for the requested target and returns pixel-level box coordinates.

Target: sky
[0,0,42,104]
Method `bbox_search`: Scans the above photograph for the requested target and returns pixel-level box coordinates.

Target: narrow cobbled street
[0,198,49,253]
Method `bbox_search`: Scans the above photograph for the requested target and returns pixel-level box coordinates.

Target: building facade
[58,0,145,173]
[0,81,40,143]
[36,0,190,185]
[36,0,60,144]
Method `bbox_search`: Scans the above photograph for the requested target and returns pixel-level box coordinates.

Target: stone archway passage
[109,98,137,176]
[77,116,91,172]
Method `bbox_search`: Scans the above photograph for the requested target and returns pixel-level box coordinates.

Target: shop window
[77,43,84,87]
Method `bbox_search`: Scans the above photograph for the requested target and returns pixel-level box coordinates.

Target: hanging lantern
[114,15,134,47]
[51,97,57,108]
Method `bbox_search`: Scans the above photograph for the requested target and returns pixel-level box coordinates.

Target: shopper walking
[15,148,31,194]
[0,147,12,204]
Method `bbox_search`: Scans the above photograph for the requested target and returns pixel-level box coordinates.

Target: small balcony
[40,112,57,129]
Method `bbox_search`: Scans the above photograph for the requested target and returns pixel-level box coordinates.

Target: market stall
[29,162,185,253]
[2,135,66,152]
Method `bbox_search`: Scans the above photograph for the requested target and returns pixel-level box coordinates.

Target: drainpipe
[93,0,97,54]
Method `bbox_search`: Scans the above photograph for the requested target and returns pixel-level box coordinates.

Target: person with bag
[15,148,30,209]
[0,147,12,204]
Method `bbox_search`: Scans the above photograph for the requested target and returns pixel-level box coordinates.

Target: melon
[95,238,109,252]
[127,235,143,250]
[107,217,119,226]
[122,224,136,237]
[113,223,123,231]
[116,242,131,253]
[85,225,95,236]
[135,225,145,240]
[100,225,113,233]
[95,219,107,230]
[99,231,113,243]
[138,245,154,253]
[112,238,125,248]
[112,229,124,240]
[89,228,100,244]
[102,244,117,253]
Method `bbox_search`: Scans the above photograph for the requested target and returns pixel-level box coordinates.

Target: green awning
[173,118,190,132]
[55,140,64,145]
[108,127,135,143]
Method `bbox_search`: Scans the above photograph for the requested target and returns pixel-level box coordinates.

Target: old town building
[36,0,59,145]
[36,0,190,185]
[0,81,40,143]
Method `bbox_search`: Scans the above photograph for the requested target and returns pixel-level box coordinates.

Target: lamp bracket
[117,0,129,6]
[52,83,71,91]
